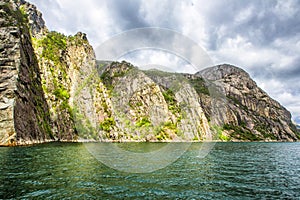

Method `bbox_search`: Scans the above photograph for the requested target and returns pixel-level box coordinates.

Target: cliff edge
[0,0,298,145]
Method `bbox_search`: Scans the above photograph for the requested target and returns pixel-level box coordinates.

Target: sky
[27,0,300,124]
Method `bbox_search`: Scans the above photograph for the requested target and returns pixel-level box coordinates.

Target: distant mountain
[0,0,299,146]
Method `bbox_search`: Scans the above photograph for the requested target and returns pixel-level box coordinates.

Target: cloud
[257,78,300,122]
[28,0,123,45]
[27,0,300,121]
[118,49,196,73]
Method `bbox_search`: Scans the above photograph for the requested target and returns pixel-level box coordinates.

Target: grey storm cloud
[105,0,149,29]
[201,0,300,41]
[28,0,300,123]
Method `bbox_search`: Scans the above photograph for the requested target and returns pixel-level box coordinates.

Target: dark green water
[1,142,300,199]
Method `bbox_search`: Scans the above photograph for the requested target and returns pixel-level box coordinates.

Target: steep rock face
[0,0,98,145]
[89,62,298,142]
[32,32,97,140]
[0,0,298,145]
[0,0,52,145]
[198,64,299,141]
[143,70,211,140]
[89,62,212,142]
[20,0,98,142]
[18,0,47,37]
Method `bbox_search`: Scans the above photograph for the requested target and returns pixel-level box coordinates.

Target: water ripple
[0,142,300,199]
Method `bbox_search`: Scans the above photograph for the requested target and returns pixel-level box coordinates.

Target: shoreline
[1,138,298,147]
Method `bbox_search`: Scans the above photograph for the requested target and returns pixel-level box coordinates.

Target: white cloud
[28,0,120,46]
[234,6,254,24]
[119,49,196,73]
[256,78,300,121]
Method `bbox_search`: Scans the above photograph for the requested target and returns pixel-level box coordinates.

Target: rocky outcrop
[197,64,299,141]
[0,0,98,145]
[18,0,47,38]
[0,0,298,145]
[86,62,298,142]
[0,0,52,145]
[96,62,211,141]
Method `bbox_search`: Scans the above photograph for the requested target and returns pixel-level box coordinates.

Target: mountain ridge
[0,0,298,146]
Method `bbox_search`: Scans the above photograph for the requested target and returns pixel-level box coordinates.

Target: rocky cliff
[93,62,299,142]
[197,65,299,141]
[0,0,298,146]
[0,0,52,145]
[0,0,99,145]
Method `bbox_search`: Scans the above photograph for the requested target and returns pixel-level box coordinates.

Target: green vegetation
[255,123,277,140]
[162,89,181,115]
[99,117,116,132]
[210,121,269,141]
[162,89,175,103]
[1,2,29,28]
[163,121,178,132]
[38,31,67,64]
[18,5,29,24]
[35,102,54,139]
[219,133,230,141]
[94,80,118,137]
[210,125,229,141]
[211,125,222,138]
[32,31,76,138]
[155,121,178,141]
[100,70,113,89]
[188,77,209,95]
[136,117,151,128]
[100,61,132,90]
[227,95,240,106]
[68,34,87,46]
[223,123,261,141]
[53,87,70,100]
[35,32,70,97]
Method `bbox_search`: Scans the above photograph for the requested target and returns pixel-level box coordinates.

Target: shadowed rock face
[0,0,97,145]
[0,0,298,145]
[0,0,51,145]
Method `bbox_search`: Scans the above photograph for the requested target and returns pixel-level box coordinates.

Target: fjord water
[1,143,300,199]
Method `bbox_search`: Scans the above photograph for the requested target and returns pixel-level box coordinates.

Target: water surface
[1,142,300,199]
